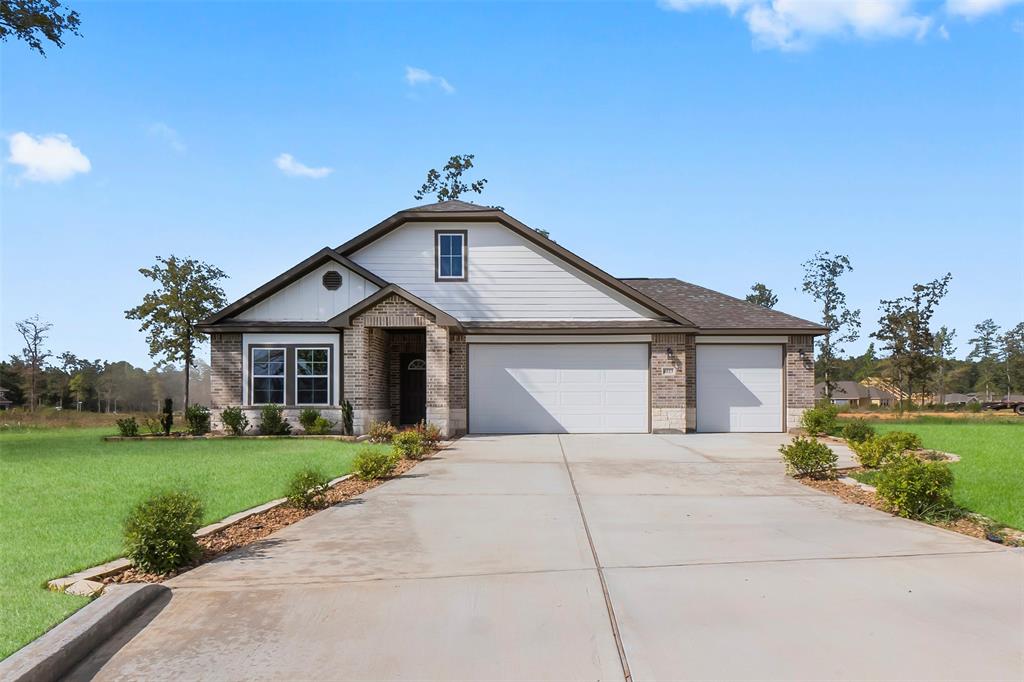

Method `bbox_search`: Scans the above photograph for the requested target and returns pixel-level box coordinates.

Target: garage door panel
[697,345,783,433]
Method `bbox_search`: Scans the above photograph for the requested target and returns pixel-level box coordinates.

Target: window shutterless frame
[251,347,286,405]
[295,347,330,405]
[434,229,468,282]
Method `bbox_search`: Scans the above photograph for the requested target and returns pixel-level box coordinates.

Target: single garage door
[696,344,783,433]
[469,343,649,434]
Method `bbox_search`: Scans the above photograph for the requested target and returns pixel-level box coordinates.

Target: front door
[399,353,426,425]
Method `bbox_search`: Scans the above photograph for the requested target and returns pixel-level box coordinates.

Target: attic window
[322,270,343,290]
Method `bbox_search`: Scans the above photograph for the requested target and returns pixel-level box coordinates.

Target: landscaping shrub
[116,417,139,437]
[285,467,331,509]
[142,415,163,435]
[220,406,249,436]
[876,454,956,519]
[123,490,204,574]
[354,447,399,480]
[841,419,875,444]
[341,400,354,436]
[184,404,211,436]
[159,398,174,436]
[258,404,292,435]
[368,420,397,443]
[850,437,891,469]
[877,430,922,454]
[393,430,426,460]
[299,408,334,435]
[779,436,837,479]
[414,420,442,447]
[800,403,839,436]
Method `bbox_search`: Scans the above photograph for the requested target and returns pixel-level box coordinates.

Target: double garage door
[468,341,784,434]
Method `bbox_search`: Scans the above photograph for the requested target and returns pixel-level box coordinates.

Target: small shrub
[779,436,838,479]
[877,430,922,453]
[258,404,292,436]
[285,467,331,509]
[184,404,211,435]
[841,419,875,444]
[876,455,956,519]
[308,416,334,435]
[850,431,923,469]
[123,490,204,574]
[393,430,426,460]
[341,400,354,436]
[142,415,163,435]
[800,403,839,435]
[159,398,174,436]
[116,417,139,437]
[368,420,397,443]
[354,447,399,480]
[220,406,249,436]
[298,408,321,431]
[414,420,442,447]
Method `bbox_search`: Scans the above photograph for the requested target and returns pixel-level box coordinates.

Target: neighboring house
[199,201,825,436]
[815,381,897,408]
[939,393,978,406]
[0,387,11,410]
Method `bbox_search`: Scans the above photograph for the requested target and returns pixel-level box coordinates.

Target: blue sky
[3,0,1022,367]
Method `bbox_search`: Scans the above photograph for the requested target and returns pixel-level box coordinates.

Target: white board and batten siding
[236,262,380,321]
[349,221,659,321]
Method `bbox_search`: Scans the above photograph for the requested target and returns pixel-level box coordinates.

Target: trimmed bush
[258,404,292,435]
[220,406,249,436]
[800,403,839,436]
[184,404,211,435]
[285,467,331,509]
[116,417,139,437]
[123,490,204,574]
[850,437,890,469]
[299,408,334,435]
[368,420,397,444]
[876,454,955,519]
[414,420,442,447]
[779,436,838,479]
[841,419,875,444]
[393,430,426,460]
[354,447,399,480]
[877,431,922,453]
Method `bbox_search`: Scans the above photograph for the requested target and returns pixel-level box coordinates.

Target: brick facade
[209,333,242,431]
[650,333,690,432]
[448,334,468,434]
[786,335,815,431]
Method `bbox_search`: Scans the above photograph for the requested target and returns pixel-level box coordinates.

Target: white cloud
[147,122,185,153]
[6,132,91,183]
[946,0,1023,19]
[274,153,333,179]
[404,66,455,94]
[939,23,951,38]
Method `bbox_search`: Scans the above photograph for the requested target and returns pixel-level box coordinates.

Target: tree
[745,282,778,309]
[932,326,956,404]
[414,154,487,202]
[967,319,1002,399]
[1,0,81,55]
[801,251,861,398]
[14,315,52,411]
[999,322,1024,398]
[125,255,227,409]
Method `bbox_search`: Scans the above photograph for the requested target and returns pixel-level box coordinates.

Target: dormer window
[435,230,467,281]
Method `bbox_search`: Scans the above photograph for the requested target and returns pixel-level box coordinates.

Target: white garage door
[469,343,649,434]
[696,344,783,433]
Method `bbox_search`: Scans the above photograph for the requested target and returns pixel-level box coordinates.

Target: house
[199,201,825,436]
[0,387,12,410]
[815,381,897,408]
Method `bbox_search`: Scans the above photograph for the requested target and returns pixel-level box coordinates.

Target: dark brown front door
[400,353,426,425]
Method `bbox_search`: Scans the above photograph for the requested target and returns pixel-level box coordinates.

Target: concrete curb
[0,583,168,682]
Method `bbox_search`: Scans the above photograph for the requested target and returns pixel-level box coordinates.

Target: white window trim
[251,347,286,406]
[436,232,465,280]
[295,347,331,406]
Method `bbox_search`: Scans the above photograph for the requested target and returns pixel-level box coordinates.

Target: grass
[843,418,1023,531]
[0,427,386,659]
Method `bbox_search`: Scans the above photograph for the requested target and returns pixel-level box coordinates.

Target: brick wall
[651,333,690,432]
[448,333,467,435]
[209,333,242,431]
[786,335,815,430]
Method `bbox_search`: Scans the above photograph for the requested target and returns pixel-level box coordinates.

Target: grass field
[0,427,384,659]
[847,418,1023,531]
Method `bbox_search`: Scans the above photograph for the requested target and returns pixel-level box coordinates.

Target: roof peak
[401,199,499,213]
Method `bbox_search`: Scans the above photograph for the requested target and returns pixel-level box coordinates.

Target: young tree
[414,154,487,202]
[14,315,52,411]
[999,322,1024,398]
[745,282,778,309]
[967,318,1002,400]
[125,256,227,409]
[1,0,81,55]
[932,326,956,404]
[801,251,860,398]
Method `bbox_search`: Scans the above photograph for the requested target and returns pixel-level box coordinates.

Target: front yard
[0,427,376,659]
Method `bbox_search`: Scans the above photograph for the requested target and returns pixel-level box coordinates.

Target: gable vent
[322,270,343,290]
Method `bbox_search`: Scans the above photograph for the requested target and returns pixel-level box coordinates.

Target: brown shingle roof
[401,199,496,212]
[620,278,825,333]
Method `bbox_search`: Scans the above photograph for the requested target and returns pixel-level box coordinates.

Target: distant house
[815,381,897,408]
[940,393,978,406]
[0,387,12,410]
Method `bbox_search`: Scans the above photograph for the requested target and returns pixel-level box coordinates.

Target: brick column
[684,334,696,431]
[651,333,687,432]
[210,333,242,432]
[786,335,815,431]
[426,326,450,436]
[448,333,467,435]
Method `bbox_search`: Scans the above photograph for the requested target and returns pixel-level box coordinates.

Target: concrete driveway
[73,434,1023,681]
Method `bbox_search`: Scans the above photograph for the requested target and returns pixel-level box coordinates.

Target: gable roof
[815,381,869,399]
[327,284,463,330]
[621,278,826,334]
[337,203,697,329]
[201,247,389,325]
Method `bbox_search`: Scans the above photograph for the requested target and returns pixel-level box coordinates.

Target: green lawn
[0,427,382,659]
[849,419,1023,530]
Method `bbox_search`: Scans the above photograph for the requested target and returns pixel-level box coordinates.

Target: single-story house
[199,201,825,436]
[815,381,897,408]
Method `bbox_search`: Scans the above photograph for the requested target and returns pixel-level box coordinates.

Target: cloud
[147,122,185,153]
[946,0,1024,19]
[404,66,455,94]
[662,0,934,50]
[939,23,951,38]
[6,132,91,183]
[274,153,333,179]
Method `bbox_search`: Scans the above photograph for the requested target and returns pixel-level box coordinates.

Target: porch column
[425,325,450,436]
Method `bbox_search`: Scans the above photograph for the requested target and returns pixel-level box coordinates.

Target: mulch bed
[105,456,421,585]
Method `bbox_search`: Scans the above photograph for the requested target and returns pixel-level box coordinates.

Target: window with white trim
[436,232,466,280]
[296,348,330,405]
[252,348,285,404]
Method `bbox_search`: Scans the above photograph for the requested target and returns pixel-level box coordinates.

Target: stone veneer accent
[650,333,692,432]
[786,335,815,431]
[210,333,242,431]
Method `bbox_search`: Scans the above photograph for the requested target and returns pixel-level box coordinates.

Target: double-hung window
[296,348,330,405]
[252,348,285,404]
[436,231,466,281]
